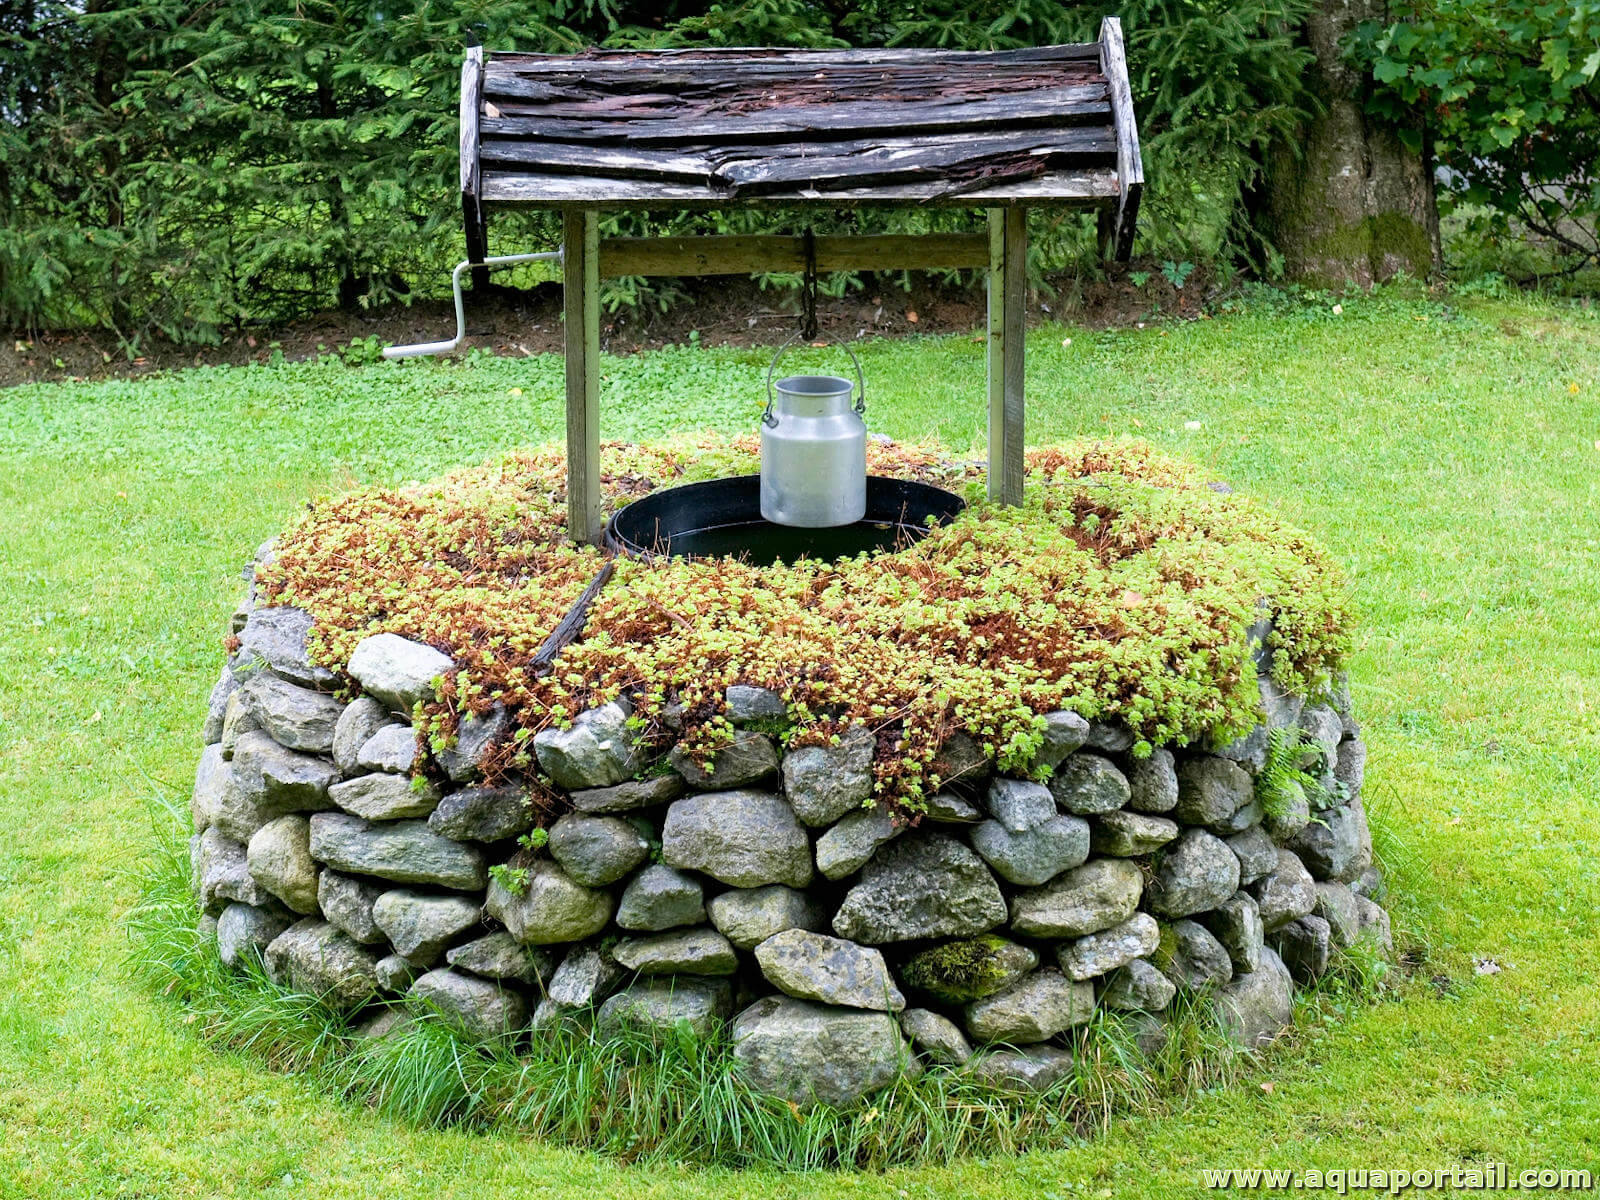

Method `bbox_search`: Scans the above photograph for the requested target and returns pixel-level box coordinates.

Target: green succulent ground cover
[1,286,1598,1194]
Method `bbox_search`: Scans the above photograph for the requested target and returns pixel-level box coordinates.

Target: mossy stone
[899,935,1038,1005]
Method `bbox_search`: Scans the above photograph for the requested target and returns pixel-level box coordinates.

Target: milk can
[760,340,868,528]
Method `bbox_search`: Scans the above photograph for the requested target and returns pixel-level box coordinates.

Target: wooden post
[459,47,490,293]
[987,207,1026,505]
[563,209,602,545]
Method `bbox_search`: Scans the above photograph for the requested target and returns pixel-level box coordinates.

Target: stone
[1049,753,1132,815]
[263,919,382,1008]
[898,1008,973,1066]
[1083,721,1134,753]
[1121,1011,1172,1058]
[216,903,291,967]
[1147,828,1240,919]
[308,813,487,890]
[485,860,613,945]
[373,890,482,965]
[408,968,528,1041]
[1227,825,1280,886]
[317,872,386,944]
[832,833,1006,944]
[670,731,779,791]
[545,944,627,1009]
[781,726,876,826]
[900,935,1038,1005]
[569,773,685,815]
[965,1044,1075,1093]
[616,864,705,932]
[233,607,336,690]
[815,807,902,879]
[1008,858,1144,938]
[1099,958,1177,1012]
[426,785,531,843]
[329,772,441,821]
[1298,704,1343,768]
[347,633,454,714]
[196,826,273,912]
[1352,894,1393,954]
[964,969,1095,1044]
[247,815,319,914]
[1286,799,1369,881]
[1253,849,1318,931]
[1351,865,1387,902]
[202,667,237,746]
[1334,736,1367,798]
[1202,891,1264,974]
[436,705,510,783]
[191,743,229,832]
[1261,783,1312,842]
[1028,709,1091,771]
[353,1009,411,1041]
[613,927,739,976]
[922,792,984,824]
[1209,724,1269,773]
[332,698,394,775]
[533,700,643,789]
[231,731,338,813]
[725,684,786,721]
[969,814,1090,886]
[238,673,344,754]
[707,885,826,950]
[356,723,419,774]
[730,997,906,1109]
[933,731,992,793]
[597,979,734,1039]
[1313,881,1362,948]
[984,777,1056,833]
[755,929,905,1011]
[219,691,264,759]
[547,813,651,887]
[1057,912,1160,981]
[1126,748,1179,813]
[1276,915,1332,982]
[1259,675,1305,731]
[1091,810,1179,856]
[1212,947,1294,1047]
[376,953,424,993]
[1153,920,1233,990]
[1174,756,1256,830]
[661,790,812,888]
[446,932,553,986]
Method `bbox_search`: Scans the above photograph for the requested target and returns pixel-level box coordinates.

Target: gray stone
[533,700,643,789]
[1091,810,1178,856]
[191,743,230,832]
[899,936,1038,1005]
[1083,721,1134,753]
[670,731,779,791]
[613,927,738,976]
[1259,674,1305,731]
[755,929,905,1011]
[1352,894,1393,954]
[1127,748,1179,813]
[1202,891,1264,974]
[922,792,984,824]
[984,777,1056,833]
[1153,920,1233,990]
[1261,782,1312,842]
[1276,915,1332,982]
[661,790,812,888]
[1057,912,1160,981]
[965,1044,1075,1093]
[347,633,454,715]
[317,872,386,944]
[1174,756,1256,830]
[725,684,786,721]
[446,932,554,986]
[329,771,441,821]
[898,1008,972,1066]
[352,1008,411,1042]
[196,826,273,912]
[427,785,531,843]
[547,813,650,887]
[308,813,487,890]
[616,864,705,931]
[597,979,734,1039]
[436,705,510,782]
[933,731,992,793]
[485,860,613,944]
[1213,947,1294,1047]
[1008,858,1144,938]
[231,730,338,812]
[1227,824,1280,886]
[216,903,291,968]
[569,773,685,815]
[1334,736,1367,798]
[356,723,419,774]
[376,953,424,993]
[202,667,237,746]
[1313,881,1362,948]
[970,814,1090,886]
[1049,753,1132,815]
[1099,958,1177,1012]
[409,968,528,1041]
[1351,865,1387,902]
[731,997,906,1109]
[965,969,1095,1044]
[1286,799,1369,881]
[1147,828,1240,919]
[707,885,826,950]
[545,944,626,1009]
[332,697,394,775]
[238,673,344,754]
[1028,710,1091,771]
[832,833,1007,944]
[247,815,319,914]
[233,607,336,690]
[1209,724,1269,773]
[816,807,902,879]
[373,890,482,965]
[1298,704,1343,768]
[219,690,264,759]
[1122,1010,1173,1059]
[263,919,381,1009]
[1252,848,1318,931]
[781,726,876,827]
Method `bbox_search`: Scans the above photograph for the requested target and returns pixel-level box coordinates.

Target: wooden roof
[460,18,1143,257]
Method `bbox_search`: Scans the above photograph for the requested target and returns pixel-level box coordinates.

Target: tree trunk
[1256,0,1440,286]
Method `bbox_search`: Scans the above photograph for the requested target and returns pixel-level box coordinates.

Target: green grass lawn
[2,289,1598,1196]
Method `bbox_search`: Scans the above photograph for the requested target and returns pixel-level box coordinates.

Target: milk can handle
[763,334,867,428]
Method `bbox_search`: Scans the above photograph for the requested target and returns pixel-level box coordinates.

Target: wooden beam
[1098,17,1144,261]
[599,233,990,278]
[460,47,489,292]
[563,209,602,546]
[987,208,1026,505]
